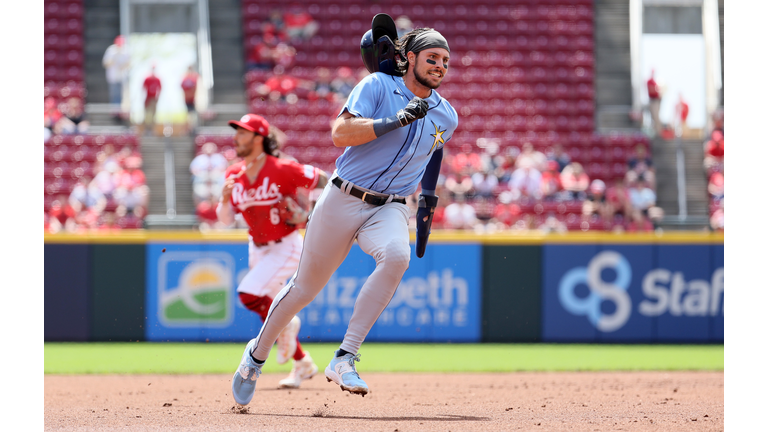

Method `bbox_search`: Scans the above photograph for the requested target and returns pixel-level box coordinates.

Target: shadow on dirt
[239,412,490,422]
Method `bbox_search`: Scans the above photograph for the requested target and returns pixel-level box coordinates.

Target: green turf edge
[44,343,723,375]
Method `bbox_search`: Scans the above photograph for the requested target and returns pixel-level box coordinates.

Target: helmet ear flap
[360,30,403,76]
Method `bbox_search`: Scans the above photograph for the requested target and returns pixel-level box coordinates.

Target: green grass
[44,343,723,375]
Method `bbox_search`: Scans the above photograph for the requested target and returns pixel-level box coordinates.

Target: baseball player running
[218,113,329,389]
[231,15,457,405]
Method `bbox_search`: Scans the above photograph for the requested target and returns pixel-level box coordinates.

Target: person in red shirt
[283,4,319,41]
[246,35,277,71]
[142,66,162,135]
[675,94,690,136]
[181,66,199,133]
[647,69,662,134]
[704,130,724,172]
[217,113,329,389]
[540,159,563,200]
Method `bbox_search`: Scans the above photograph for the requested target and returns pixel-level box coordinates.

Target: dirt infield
[45,372,722,431]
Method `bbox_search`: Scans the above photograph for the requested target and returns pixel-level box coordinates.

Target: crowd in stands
[705,109,724,231]
[408,136,663,233]
[44,94,90,140]
[45,135,148,233]
[244,6,364,106]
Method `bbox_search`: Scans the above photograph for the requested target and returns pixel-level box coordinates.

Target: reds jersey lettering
[226,156,320,243]
[232,177,282,210]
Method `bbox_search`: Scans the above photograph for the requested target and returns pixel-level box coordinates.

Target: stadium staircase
[652,137,710,230]
[141,135,198,229]
[593,0,633,131]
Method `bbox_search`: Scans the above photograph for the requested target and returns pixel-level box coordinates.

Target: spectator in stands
[647,69,663,134]
[395,16,414,38]
[246,35,277,71]
[309,67,334,102]
[582,179,614,225]
[546,143,571,172]
[539,215,568,234]
[626,144,655,190]
[448,144,484,175]
[491,201,520,230]
[470,168,499,198]
[283,4,319,42]
[330,66,357,100]
[605,178,630,230]
[69,176,100,212]
[264,9,288,41]
[44,96,63,136]
[444,193,477,230]
[181,66,199,134]
[508,161,543,201]
[540,159,563,201]
[49,196,78,233]
[102,35,131,116]
[627,174,663,231]
[704,130,724,172]
[710,198,724,231]
[257,65,309,102]
[494,146,519,184]
[473,196,497,231]
[273,41,297,69]
[61,97,90,134]
[196,196,226,231]
[190,142,228,204]
[515,142,547,172]
[560,161,590,200]
[708,168,724,202]
[142,66,162,135]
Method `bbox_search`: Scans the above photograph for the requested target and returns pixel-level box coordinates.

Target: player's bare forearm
[331,113,377,147]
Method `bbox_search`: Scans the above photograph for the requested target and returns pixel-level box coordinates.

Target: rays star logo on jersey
[158,251,235,327]
[232,177,282,210]
[429,121,446,155]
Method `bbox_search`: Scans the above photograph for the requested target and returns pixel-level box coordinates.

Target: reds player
[218,113,329,389]
[231,16,457,405]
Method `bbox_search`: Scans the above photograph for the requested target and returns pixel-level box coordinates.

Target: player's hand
[221,176,235,201]
[396,97,428,127]
[280,196,309,225]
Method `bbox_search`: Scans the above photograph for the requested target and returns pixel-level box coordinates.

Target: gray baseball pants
[251,177,411,361]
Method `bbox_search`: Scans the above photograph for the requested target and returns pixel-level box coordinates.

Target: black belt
[253,238,283,247]
[332,177,406,206]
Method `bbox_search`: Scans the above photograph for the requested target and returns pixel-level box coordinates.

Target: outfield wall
[44,231,723,343]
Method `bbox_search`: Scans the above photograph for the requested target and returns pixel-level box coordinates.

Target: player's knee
[380,240,410,273]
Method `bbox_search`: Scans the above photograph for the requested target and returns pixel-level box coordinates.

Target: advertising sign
[146,242,482,342]
[146,243,262,341]
[542,244,724,342]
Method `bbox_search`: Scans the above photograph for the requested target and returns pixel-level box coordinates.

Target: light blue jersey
[335,72,459,197]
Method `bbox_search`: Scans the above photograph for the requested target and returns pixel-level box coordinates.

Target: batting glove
[396,97,429,127]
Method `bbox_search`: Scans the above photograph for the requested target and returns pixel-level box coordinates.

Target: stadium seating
[44,0,86,103]
[44,134,147,230]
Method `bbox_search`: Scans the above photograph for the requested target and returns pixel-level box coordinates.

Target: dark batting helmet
[360,13,403,76]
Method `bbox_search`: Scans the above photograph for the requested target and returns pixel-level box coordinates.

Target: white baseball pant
[237,230,303,299]
[251,177,411,361]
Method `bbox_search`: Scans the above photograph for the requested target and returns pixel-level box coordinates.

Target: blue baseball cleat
[324,352,369,396]
[231,338,263,406]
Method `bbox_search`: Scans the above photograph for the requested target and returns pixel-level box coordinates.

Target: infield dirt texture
[45,371,723,431]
